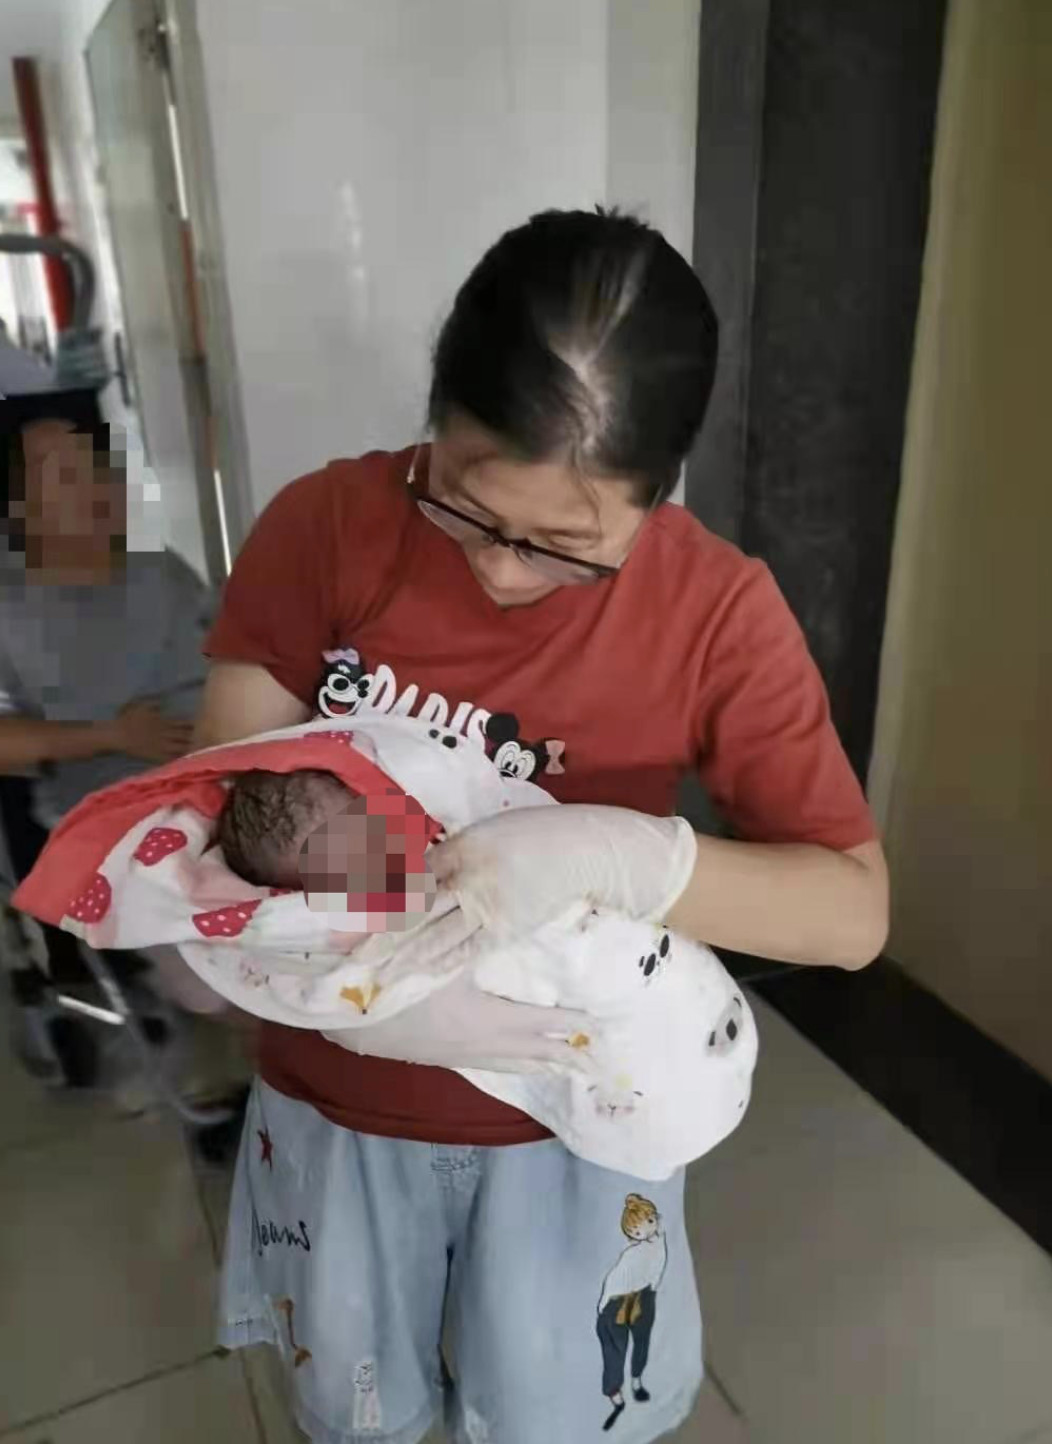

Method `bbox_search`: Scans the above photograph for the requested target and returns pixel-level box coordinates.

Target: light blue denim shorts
[219,1079,703,1444]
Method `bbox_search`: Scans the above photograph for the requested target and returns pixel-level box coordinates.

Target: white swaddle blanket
[57,715,758,1179]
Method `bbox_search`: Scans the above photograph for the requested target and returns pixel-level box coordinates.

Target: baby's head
[217,768,354,890]
[217,768,433,921]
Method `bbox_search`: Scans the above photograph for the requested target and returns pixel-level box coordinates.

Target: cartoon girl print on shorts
[596,1193,667,1432]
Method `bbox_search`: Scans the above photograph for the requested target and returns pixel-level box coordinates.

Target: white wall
[0,136,35,335]
[0,138,31,202]
[8,0,700,524]
[193,0,699,511]
[0,0,63,114]
[607,0,699,261]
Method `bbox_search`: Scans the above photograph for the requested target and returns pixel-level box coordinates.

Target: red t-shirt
[206,447,875,1143]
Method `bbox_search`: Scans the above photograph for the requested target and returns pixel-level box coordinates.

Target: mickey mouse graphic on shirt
[312,647,567,784]
[315,648,373,719]
[484,712,565,781]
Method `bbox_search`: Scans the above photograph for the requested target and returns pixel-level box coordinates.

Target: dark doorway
[688,0,948,782]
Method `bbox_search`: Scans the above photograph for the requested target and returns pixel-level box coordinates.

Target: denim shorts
[218,1079,704,1444]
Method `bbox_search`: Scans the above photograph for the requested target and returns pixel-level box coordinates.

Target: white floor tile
[730,991,878,1150]
[687,998,1052,1444]
[0,1013,113,1154]
[667,1378,749,1442]
[2,1354,259,1443]
[240,1345,309,1444]
[0,1113,219,1431]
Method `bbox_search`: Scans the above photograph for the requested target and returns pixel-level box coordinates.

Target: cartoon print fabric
[15,713,757,1179]
[597,1194,667,1432]
[219,1082,703,1444]
[315,648,567,783]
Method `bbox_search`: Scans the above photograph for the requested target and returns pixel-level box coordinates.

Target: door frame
[83,0,253,580]
[160,0,254,561]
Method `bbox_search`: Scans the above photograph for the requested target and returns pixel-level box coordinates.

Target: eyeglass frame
[406,448,624,583]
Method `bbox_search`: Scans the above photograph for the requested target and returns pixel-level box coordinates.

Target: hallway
[2,996,1049,1443]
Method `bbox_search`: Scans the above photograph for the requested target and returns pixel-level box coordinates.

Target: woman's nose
[472,541,538,592]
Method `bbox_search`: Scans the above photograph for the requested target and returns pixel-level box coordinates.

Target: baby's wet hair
[217,768,352,888]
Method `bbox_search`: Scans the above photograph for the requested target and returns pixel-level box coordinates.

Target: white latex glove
[324,971,599,1075]
[428,804,697,938]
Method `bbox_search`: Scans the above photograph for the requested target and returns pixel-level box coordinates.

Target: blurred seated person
[0,389,214,1008]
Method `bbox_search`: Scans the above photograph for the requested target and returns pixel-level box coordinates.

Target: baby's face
[297,795,435,929]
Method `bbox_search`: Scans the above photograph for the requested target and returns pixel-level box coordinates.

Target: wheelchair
[0,772,240,1134]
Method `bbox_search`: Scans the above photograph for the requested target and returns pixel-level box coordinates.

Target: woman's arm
[667,562,890,968]
[193,661,311,749]
[431,808,887,972]
[192,468,347,749]
[667,836,888,970]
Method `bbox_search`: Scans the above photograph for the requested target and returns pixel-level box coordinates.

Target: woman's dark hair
[428,208,719,506]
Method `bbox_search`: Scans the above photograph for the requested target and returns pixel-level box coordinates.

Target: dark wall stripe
[742,0,947,777]
[688,0,771,545]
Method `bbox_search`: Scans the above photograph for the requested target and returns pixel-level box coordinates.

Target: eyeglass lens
[416,499,608,584]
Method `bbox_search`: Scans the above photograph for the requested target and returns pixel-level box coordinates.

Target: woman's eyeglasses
[407,453,619,586]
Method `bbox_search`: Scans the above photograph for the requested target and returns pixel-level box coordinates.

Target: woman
[198,209,887,1444]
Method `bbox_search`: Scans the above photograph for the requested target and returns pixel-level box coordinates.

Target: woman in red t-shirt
[199,210,887,1443]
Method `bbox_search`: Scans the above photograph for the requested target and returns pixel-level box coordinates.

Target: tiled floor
[753,958,1052,1252]
[690,1003,1052,1444]
[1,996,1050,1443]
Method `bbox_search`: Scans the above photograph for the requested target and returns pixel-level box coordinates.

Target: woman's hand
[429,805,697,937]
[324,971,598,1075]
[430,803,888,969]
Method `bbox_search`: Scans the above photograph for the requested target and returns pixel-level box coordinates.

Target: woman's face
[428,414,648,608]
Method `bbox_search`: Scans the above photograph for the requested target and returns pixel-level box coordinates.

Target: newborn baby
[201,721,757,1179]
[21,713,757,1178]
